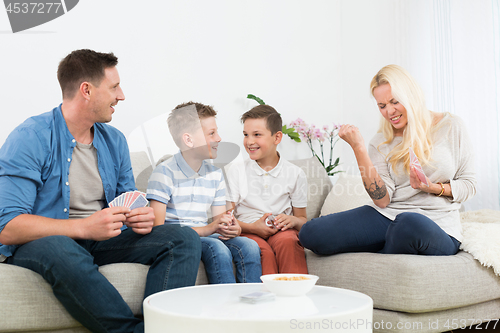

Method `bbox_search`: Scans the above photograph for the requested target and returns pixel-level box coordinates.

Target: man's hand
[251,213,279,240]
[124,207,155,235]
[81,207,130,241]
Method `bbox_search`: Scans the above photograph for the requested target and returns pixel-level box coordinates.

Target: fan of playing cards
[109,191,148,209]
[409,147,429,187]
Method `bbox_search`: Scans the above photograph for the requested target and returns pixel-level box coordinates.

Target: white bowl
[260,274,319,297]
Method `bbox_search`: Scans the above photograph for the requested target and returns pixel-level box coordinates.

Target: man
[0,49,201,333]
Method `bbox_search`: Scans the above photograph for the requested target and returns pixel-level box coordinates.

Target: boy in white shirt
[147,102,262,283]
[226,105,308,274]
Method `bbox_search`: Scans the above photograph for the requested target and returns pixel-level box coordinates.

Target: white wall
[1,0,498,210]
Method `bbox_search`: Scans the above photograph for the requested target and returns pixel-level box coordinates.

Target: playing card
[129,194,148,210]
[226,210,235,225]
[118,193,126,206]
[127,191,141,207]
[123,192,132,207]
[265,215,276,227]
[409,147,429,186]
[109,191,148,208]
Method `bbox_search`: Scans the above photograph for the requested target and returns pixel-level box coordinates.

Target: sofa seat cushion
[305,249,500,313]
[0,263,149,332]
[0,264,81,332]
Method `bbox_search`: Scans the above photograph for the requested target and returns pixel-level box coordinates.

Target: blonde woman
[299,65,476,256]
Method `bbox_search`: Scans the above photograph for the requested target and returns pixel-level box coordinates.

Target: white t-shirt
[226,156,307,224]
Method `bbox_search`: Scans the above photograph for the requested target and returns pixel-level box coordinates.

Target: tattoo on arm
[364,178,387,200]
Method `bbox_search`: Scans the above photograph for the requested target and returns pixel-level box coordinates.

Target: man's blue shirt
[0,105,135,257]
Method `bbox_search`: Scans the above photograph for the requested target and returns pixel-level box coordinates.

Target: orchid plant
[289,118,342,176]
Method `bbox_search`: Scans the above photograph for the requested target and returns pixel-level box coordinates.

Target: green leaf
[281,125,301,142]
[314,154,325,168]
[247,94,265,105]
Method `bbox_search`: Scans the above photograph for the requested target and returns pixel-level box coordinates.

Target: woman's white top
[368,113,476,242]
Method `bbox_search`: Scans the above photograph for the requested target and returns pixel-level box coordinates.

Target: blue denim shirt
[0,105,135,257]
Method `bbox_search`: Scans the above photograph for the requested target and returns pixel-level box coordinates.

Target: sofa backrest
[130,151,153,193]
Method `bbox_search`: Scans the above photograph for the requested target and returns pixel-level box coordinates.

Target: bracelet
[437,182,445,197]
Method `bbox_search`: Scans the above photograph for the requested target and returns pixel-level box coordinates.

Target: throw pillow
[289,157,333,221]
[320,173,372,216]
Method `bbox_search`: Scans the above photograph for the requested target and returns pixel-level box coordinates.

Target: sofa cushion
[130,151,153,193]
[289,157,333,221]
[305,249,500,313]
[0,264,81,332]
[320,173,372,216]
[0,263,150,332]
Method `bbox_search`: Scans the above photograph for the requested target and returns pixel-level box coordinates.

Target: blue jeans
[299,205,460,256]
[201,234,261,283]
[7,224,201,333]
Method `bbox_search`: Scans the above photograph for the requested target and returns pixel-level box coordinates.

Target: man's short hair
[241,105,282,135]
[168,102,217,147]
[57,49,118,99]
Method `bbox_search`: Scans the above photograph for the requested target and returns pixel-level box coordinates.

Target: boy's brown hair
[168,101,217,147]
[241,105,282,135]
[57,49,118,100]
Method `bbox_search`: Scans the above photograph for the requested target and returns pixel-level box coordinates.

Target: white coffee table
[144,283,373,332]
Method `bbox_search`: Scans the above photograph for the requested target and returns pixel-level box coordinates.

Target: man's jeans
[7,224,201,333]
[201,234,261,283]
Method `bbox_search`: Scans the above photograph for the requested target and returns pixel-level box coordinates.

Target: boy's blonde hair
[167,102,217,148]
[371,64,433,173]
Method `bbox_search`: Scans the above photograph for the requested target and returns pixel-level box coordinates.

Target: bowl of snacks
[260,274,319,297]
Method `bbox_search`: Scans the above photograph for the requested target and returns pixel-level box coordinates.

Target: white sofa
[0,152,498,333]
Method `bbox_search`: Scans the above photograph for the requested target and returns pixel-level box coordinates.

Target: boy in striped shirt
[147,102,262,283]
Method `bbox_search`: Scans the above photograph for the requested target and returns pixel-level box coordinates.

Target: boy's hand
[251,213,279,240]
[273,214,296,231]
[124,207,155,235]
[217,211,240,240]
[218,220,241,240]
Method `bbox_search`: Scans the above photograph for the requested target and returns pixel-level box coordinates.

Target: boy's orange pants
[241,229,308,275]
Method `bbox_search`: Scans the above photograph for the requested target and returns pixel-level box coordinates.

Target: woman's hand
[410,166,428,190]
[410,166,446,196]
[339,124,365,152]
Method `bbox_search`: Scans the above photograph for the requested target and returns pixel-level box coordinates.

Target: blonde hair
[167,102,217,148]
[370,65,433,173]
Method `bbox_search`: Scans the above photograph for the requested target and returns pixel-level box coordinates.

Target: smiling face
[88,66,125,123]
[373,83,407,136]
[190,116,221,159]
[243,118,281,162]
